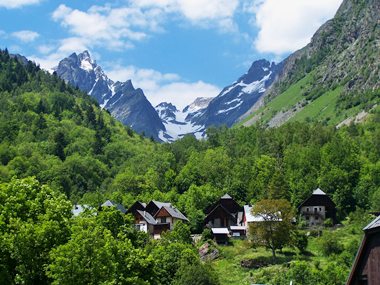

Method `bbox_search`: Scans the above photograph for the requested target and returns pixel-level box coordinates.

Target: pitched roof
[312,188,326,195]
[221,193,232,199]
[101,200,127,214]
[244,205,276,222]
[137,210,157,225]
[72,204,92,216]
[206,203,236,220]
[363,215,380,231]
[151,200,172,209]
[160,206,189,221]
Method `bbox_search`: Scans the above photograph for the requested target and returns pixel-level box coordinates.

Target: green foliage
[319,232,343,256]
[0,177,72,284]
[173,262,220,285]
[249,199,295,258]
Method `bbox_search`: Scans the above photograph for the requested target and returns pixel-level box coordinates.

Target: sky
[0,0,343,109]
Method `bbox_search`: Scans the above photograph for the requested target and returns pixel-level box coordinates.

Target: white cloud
[0,0,41,9]
[52,4,163,51]
[253,0,343,55]
[12,30,40,42]
[106,64,219,109]
[131,0,239,31]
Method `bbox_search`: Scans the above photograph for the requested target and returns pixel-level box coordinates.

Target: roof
[212,228,229,234]
[363,215,380,231]
[160,206,189,221]
[101,200,127,214]
[205,204,236,220]
[244,205,265,222]
[151,200,172,209]
[137,210,157,225]
[244,205,282,222]
[72,204,92,216]
[221,193,232,199]
[312,188,326,195]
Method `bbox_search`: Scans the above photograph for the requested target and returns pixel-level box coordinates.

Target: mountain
[155,97,213,141]
[240,0,380,127]
[55,51,165,140]
[191,59,283,128]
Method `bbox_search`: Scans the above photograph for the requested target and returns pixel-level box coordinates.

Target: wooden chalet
[128,200,188,239]
[154,205,189,230]
[298,188,336,227]
[347,215,380,285]
[204,194,242,228]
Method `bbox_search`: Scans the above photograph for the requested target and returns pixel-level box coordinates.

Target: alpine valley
[1,0,380,284]
[55,52,284,142]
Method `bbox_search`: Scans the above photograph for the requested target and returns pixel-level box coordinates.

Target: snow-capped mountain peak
[56,51,165,141]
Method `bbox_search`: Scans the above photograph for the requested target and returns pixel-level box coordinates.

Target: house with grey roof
[128,200,188,239]
[154,205,189,230]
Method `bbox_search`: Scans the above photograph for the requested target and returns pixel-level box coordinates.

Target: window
[306,207,309,212]
[160,217,167,223]
[319,208,322,211]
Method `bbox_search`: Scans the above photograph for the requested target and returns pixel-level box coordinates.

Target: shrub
[319,233,343,256]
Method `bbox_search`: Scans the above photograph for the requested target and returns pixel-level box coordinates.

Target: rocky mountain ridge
[55,51,165,140]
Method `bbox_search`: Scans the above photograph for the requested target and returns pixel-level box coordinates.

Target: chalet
[154,205,189,230]
[128,200,188,238]
[298,188,336,227]
[204,194,244,242]
[204,194,242,228]
[347,215,380,285]
[101,200,127,214]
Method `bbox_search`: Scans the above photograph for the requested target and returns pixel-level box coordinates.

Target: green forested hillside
[0,48,379,284]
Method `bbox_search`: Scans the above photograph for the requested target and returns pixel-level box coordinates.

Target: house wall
[301,205,326,226]
[135,220,148,233]
[349,231,380,285]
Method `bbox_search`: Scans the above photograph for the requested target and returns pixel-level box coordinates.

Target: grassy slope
[238,73,314,126]
[211,219,367,285]
[238,72,371,128]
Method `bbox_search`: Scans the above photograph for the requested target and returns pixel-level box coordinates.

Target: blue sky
[0,0,342,108]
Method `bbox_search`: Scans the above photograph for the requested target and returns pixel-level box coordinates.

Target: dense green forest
[0,49,379,284]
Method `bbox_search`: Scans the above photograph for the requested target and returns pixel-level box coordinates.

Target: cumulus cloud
[52,4,163,51]
[0,0,41,9]
[107,65,219,109]
[12,30,40,42]
[131,0,239,31]
[253,0,343,55]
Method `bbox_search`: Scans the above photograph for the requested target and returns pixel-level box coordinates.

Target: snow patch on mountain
[155,97,213,141]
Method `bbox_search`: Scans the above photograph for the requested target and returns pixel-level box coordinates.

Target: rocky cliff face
[194,59,283,128]
[56,51,165,140]
[268,0,379,100]
[241,0,380,127]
